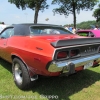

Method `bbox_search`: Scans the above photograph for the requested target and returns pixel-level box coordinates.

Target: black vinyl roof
[11,23,63,36]
[3,23,63,36]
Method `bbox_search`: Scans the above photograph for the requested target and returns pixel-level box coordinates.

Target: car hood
[33,34,85,42]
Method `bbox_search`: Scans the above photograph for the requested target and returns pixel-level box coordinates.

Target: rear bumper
[47,54,100,74]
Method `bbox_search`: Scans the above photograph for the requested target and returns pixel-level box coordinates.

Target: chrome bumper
[47,54,100,74]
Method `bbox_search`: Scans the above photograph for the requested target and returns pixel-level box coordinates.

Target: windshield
[30,26,72,35]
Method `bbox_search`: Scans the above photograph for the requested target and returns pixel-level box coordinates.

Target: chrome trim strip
[52,49,56,60]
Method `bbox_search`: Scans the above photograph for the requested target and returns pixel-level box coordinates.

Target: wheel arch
[11,54,28,69]
[11,54,38,81]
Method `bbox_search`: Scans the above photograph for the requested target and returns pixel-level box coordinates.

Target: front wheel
[12,58,31,90]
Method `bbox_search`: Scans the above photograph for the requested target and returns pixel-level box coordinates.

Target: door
[0,27,14,60]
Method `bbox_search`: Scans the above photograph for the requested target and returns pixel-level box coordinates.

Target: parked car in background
[0,22,8,33]
[76,30,100,37]
[0,23,100,90]
[0,24,7,33]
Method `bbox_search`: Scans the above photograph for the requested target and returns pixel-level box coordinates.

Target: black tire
[12,58,31,90]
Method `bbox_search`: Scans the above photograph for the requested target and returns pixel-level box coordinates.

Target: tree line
[8,0,100,28]
[65,20,100,29]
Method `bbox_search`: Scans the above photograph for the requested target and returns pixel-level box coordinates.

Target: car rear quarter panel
[7,36,55,76]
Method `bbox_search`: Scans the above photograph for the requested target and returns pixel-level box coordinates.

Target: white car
[0,24,8,32]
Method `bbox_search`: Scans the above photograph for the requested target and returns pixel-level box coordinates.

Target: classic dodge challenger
[0,23,100,90]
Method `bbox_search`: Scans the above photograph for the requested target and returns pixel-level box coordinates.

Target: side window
[77,32,88,36]
[77,32,95,37]
[30,29,40,34]
[0,28,14,39]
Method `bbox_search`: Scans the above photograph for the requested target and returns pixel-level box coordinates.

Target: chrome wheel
[12,58,35,90]
[14,63,23,85]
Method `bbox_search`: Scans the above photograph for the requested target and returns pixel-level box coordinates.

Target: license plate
[84,61,93,69]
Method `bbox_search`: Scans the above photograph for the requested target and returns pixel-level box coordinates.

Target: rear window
[29,26,73,35]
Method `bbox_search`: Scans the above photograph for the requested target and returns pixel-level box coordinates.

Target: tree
[93,4,100,22]
[8,0,49,24]
[64,20,100,29]
[52,0,99,28]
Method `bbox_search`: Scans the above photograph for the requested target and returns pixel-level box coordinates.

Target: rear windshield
[30,26,72,35]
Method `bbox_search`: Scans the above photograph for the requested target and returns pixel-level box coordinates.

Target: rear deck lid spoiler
[51,38,100,47]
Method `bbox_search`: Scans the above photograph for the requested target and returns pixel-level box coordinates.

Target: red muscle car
[0,23,100,90]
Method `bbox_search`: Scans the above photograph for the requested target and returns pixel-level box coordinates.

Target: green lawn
[0,59,100,100]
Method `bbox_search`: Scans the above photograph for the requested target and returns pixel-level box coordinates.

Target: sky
[0,0,99,26]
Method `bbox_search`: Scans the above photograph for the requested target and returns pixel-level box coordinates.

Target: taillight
[57,51,68,59]
[70,49,80,57]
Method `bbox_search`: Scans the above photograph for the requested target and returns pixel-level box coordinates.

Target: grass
[0,59,100,100]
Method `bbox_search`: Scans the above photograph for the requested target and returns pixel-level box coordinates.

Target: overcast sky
[0,0,98,26]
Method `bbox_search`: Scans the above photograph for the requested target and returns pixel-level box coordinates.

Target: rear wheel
[12,58,31,90]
